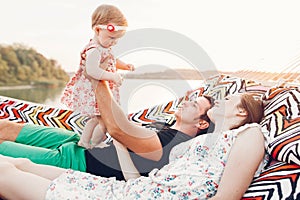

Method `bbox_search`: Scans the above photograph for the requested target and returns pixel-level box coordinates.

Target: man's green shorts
[0,124,86,171]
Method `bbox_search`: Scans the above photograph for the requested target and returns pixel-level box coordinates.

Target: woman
[0,93,265,199]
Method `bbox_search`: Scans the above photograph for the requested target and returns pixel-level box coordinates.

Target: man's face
[175,96,211,124]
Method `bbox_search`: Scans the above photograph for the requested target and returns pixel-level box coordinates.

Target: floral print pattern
[46,123,263,199]
[61,40,120,116]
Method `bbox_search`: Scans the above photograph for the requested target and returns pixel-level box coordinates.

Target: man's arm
[210,126,265,200]
[93,80,163,161]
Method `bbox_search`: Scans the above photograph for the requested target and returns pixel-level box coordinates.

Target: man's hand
[99,52,113,70]
[112,73,123,87]
[126,64,135,71]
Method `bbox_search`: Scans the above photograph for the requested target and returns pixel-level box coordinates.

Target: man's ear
[237,108,248,117]
[196,119,209,130]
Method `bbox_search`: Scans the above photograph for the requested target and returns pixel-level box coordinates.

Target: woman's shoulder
[236,123,261,131]
[233,123,262,137]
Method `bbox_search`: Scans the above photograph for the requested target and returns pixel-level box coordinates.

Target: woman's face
[207,94,242,123]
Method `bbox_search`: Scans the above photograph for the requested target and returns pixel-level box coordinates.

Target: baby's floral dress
[60,39,120,116]
[45,123,265,199]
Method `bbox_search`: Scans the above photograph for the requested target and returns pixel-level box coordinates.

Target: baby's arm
[85,49,122,86]
[116,59,135,71]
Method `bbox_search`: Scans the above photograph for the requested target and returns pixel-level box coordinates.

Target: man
[0,80,213,180]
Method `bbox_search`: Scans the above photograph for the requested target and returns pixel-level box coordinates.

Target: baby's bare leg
[91,118,107,147]
[78,117,99,148]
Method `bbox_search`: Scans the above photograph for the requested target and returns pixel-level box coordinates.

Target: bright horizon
[1,0,300,73]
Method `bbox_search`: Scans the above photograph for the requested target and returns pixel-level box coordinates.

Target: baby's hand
[127,64,135,71]
[113,73,123,87]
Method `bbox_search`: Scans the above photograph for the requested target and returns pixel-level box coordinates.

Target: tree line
[0,44,70,86]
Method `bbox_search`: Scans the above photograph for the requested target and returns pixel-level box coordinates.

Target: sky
[1,0,300,73]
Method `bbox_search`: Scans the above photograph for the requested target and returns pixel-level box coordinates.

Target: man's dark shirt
[85,127,192,180]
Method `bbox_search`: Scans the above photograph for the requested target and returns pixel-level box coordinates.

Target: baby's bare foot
[78,140,91,149]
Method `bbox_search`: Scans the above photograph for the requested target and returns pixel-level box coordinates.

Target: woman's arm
[93,80,163,161]
[0,155,65,200]
[211,126,265,200]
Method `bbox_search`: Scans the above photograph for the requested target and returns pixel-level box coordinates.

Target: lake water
[0,79,203,113]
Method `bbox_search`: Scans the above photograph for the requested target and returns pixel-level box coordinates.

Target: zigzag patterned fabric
[262,87,300,165]
[0,74,299,199]
[0,96,88,134]
[243,161,300,199]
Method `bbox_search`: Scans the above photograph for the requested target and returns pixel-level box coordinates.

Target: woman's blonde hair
[91,4,128,29]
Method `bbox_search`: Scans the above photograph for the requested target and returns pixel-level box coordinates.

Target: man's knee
[0,120,23,141]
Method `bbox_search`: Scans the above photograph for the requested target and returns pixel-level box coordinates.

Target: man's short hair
[197,95,215,136]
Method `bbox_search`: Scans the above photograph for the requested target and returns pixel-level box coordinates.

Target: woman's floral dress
[45,123,265,199]
[60,39,120,116]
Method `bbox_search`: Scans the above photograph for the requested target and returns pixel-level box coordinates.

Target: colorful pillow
[243,160,300,199]
[205,75,245,99]
[0,96,87,134]
[261,87,300,165]
[204,74,266,100]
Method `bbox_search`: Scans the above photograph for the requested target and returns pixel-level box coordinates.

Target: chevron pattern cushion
[261,87,300,165]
